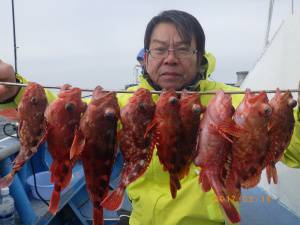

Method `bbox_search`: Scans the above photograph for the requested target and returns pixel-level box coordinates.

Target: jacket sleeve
[0,74,58,109]
[281,108,300,168]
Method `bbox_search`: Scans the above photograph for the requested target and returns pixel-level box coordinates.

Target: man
[1,10,300,225]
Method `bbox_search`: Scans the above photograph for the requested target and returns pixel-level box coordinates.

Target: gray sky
[0,0,298,90]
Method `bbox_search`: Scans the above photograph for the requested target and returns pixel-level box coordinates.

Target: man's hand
[0,59,20,102]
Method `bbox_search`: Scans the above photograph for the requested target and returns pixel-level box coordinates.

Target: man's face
[145,22,201,90]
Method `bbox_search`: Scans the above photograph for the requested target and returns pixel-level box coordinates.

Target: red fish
[146,89,182,199]
[194,90,240,224]
[0,82,48,187]
[101,88,156,211]
[265,89,296,184]
[226,89,272,199]
[45,84,87,214]
[178,91,203,178]
[70,87,120,225]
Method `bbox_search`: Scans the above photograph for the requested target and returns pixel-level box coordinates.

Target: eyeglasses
[146,47,198,59]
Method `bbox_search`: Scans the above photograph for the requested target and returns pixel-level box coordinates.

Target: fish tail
[50,160,58,183]
[170,174,181,199]
[0,172,14,188]
[49,185,61,215]
[210,174,240,224]
[13,158,26,172]
[266,164,278,184]
[61,162,73,189]
[101,187,125,211]
[93,205,104,225]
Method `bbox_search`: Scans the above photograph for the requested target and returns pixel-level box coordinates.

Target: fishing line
[11,0,18,75]
[29,160,49,206]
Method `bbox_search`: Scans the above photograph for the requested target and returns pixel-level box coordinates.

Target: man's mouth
[160,72,181,77]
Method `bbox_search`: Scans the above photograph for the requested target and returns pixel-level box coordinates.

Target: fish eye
[192,104,201,115]
[65,102,75,112]
[138,103,146,112]
[169,96,178,106]
[104,108,116,120]
[288,99,297,108]
[264,105,272,116]
[31,97,38,105]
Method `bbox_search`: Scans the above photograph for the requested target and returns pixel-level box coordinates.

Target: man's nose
[163,50,178,64]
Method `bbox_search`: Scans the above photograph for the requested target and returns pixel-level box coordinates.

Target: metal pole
[264,0,275,48]
[292,0,294,15]
[11,0,18,74]
[0,81,300,95]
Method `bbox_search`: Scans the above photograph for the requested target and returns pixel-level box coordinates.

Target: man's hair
[144,10,206,55]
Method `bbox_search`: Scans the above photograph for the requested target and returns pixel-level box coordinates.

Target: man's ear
[196,55,206,78]
[144,52,149,71]
[198,54,206,65]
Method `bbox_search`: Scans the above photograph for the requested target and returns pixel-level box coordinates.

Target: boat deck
[240,187,300,225]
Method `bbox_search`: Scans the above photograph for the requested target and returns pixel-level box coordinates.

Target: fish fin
[49,185,61,215]
[70,128,85,161]
[0,108,19,121]
[37,121,48,146]
[101,188,125,211]
[145,119,158,151]
[170,174,181,199]
[178,164,191,180]
[144,119,157,139]
[225,169,241,201]
[0,172,14,188]
[209,174,240,224]
[199,169,211,192]
[215,120,244,140]
[12,153,26,171]
[209,122,233,143]
[241,173,261,188]
[265,150,277,184]
[93,205,104,225]
[266,164,278,184]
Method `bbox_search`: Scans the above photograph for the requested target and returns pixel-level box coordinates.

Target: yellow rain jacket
[116,53,300,225]
[1,53,300,225]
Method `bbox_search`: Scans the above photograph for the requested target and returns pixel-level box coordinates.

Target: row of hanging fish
[194,89,296,223]
[0,82,297,225]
